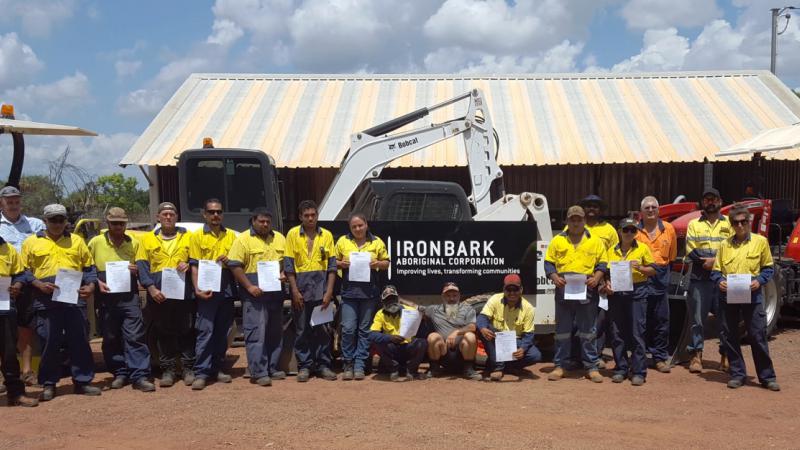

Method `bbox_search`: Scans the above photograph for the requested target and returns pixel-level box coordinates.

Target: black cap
[702,188,720,198]
[579,194,606,209]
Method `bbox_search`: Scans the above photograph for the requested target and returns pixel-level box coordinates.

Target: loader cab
[350,179,472,221]
[177,149,283,231]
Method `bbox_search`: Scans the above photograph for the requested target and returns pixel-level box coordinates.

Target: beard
[444,303,458,319]
[704,203,720,213]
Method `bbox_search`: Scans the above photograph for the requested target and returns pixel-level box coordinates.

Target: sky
[0,0,799,188]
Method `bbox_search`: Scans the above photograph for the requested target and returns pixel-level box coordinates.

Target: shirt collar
[699,213,727,223]
[1,212,25,225]
[731,233,752,244]
[103,230,131,244]
[613,240,639,253]
[299,225,321,236]
[249,226,274,237]
[154,226,186,236]
[501,296,521,309]
[637,218,665,232]
[557,229,591,239]
[0,235,5,245]
[346,231,375,242]
[203,224,227,234]
[36,230,70,239]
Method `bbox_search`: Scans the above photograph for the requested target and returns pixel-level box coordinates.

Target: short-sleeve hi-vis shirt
[284,225,336,301]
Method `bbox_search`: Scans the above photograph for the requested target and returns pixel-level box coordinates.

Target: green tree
[95,173,149,214]
[19,175,62,217]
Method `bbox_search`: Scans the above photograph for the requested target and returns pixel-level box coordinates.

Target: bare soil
[4,322,800,450]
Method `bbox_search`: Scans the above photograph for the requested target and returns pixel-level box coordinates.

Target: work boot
[342,363,354,381]
[689,351,703,373]
[182,370,196,386]
[297,368,311,382]
[40,386,56,402]
[611,373,626,383]
[270,371,287,380]
[463,364,483,381]
[132,379,156,392]
[159,371,175,388]
[547,367,565,381]
[655,361,671,373]
[318,367,338,381]
[428,360,443,378]
[389,371,400,382]
[74,383,102,396]
[21,371,37,387]
[763,381,781,392]
[0,384,5,394]
[727,379,744,389]
[216,372,232,383]
[489,370,504,381]
[587,370,603,383]
[597,359,607,370]
[720,354,730,372]
[256,376,272,387]
[8,393,39,407]
[111,375,128,389]
[630,375,645,386]
[191,378,206,390]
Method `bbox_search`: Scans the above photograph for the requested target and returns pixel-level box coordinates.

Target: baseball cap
[381,285,399,300]
[441,282,460,294]
[0,186,21,197]
[579,194,606,208]
[106,207,129,223]
[618,217,638,229]
[503,273,522,288]
[158,202,177,213]
[43,204,67,219]
[702,188,720,198]
[566,205,585,218]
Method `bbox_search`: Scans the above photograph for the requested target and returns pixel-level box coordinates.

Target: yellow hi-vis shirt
[21,231,94,280]
[563,221,619,250]
[370,304,417,344]
[545,230,608,275]
[227,228,286,274]
[479,293,535,336]
[88,231,139,271]
[0,238,24,278]
[135,228,191,273]
[284,225,336,301]
[188,225,237,265]
[335,232,389,299]
[712,233,773,277]
[605,241,655,284]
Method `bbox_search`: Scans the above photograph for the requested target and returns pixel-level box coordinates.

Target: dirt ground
[3,321,800,450]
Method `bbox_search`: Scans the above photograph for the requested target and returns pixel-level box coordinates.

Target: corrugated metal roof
[120,71,800,168]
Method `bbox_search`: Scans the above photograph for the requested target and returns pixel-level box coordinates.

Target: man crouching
[369,285,427,381]
[423,282,482,380]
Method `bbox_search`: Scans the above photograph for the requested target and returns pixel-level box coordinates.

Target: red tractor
[662,198,800,346]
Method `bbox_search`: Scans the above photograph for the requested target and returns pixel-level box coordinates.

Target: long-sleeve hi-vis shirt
[227,227,286,301]
[636,219,678,293]
[335,232,389,299]
[284,225,336,301]
[685,214,733,280]
[135,227,191,298]
[189,225,237,297]
[710,233,774,304]
[0,237,27,315]
[20,231,97,310]
[88,231,140,304]
[544,230,608,277]
[562,221,619,250]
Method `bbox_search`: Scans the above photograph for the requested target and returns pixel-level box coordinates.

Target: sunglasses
[731,219,749,226]
[621,227,637,234]
[47,217,66,223]
[205,210,223,215]
[504,286,521,293]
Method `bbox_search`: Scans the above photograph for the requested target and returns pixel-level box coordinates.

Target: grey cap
[618,217,638,229]
[43,204,67,219]
[0,186,21,197]
[158,202,177,213]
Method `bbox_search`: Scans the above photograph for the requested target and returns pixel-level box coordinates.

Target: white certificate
[727,274,752,304]
[610,261,634,292]
[310,304,335,326]
[348,252,371,282]
[54,268,82,304]
[494,331,518,363]
[161,268,186,300]
[257,261,282,292]
[105,261,131,293]
[564,273,587,300]
[598,292,609,311]
[197,260,222,292]
[0,276,10,311]
[399,308,422,339]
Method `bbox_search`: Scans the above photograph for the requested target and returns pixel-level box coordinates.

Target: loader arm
[317,89,503,220]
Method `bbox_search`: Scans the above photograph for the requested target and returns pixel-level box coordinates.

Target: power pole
[771,6,797,75]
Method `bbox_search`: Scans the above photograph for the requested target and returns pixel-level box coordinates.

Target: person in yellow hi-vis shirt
[228,208,286,387]
[369,285,427,382]
[284,200,337,382]
[711,204,779,391]
[685,188,733,373]
[335,213,389,381]
[135,202,194,388]
[21,204,99,401]
[0,233,38,406]
[601,218,655,386]
[545,205,607,383]
[188,198,237,391]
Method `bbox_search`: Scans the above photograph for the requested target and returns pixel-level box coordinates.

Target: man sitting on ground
[369,285,427,381]
[423,282,482,380]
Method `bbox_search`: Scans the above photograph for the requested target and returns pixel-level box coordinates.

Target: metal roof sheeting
[120,71,800,168]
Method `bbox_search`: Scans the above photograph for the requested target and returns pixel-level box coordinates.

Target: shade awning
[0,118,97,136]
[715,123,800,157]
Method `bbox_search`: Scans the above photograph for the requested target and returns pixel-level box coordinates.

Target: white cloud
[114,60,142,78]
[207,19,244,46]
[1,72,91,119]
[0,33,44,90]
[621,0,722,30]
[0,0,76,38]
[425,40,584,74]
[612,28,689,72]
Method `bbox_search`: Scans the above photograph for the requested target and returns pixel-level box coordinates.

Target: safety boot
[689,351,703,373]
[719,354,730,372]
[547,367,565,381]
[8,393,39,407]
[159,371,175,388]
[587,370,603,383]
[655,361,671,373]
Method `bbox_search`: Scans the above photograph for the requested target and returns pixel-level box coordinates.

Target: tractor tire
[763,270,784,336]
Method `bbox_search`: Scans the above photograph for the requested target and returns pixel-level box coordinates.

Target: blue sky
[0,0,798,187]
